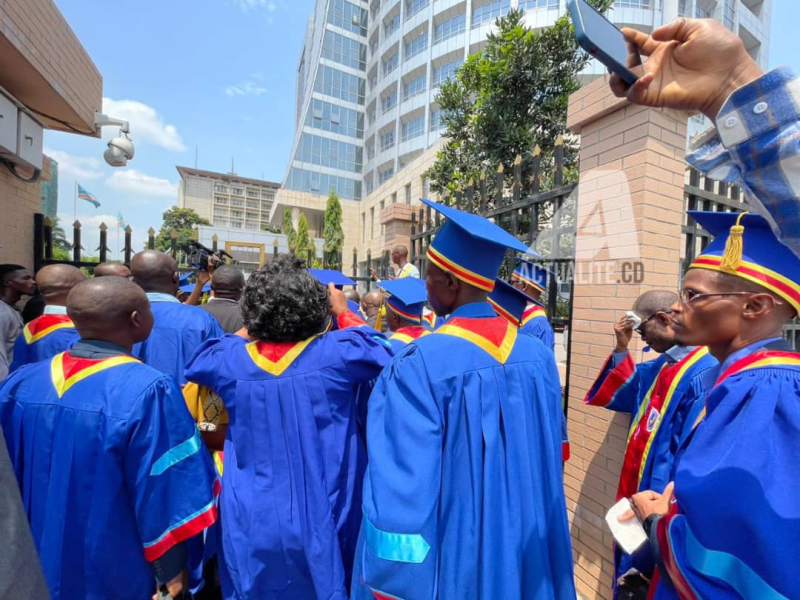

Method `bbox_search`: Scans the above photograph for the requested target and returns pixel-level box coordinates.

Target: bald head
[67,277,154,348]
[362,290,383,317]
[632,290,679,318]
[211,265,245,300]
[36,264,87,306]
[94,262,131,278]
[344,288,360,304]
[131,251,179,295]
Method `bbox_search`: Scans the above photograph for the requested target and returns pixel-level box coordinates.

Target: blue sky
[47,0,312,255]
[46,0,798,256]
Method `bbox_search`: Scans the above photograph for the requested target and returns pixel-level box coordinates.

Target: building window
[288,168,362,200]
[403,74,427,100]
[606,0,649,7]
[422,176,429,198]
[213,208,228,218]
[430,109,445,131]
[678,0,687,15]
[519,0,560,8]
[381,90,398,114]
[432,58,463,88]
[370,207,375,239]
[405,31,428,61]
[327,0,368,36]
[231,198,244,208]
[405,184,411,204]
[362,212,366,242]
[383,52,399,77]
[214,196,228,205]
[380,129,395,151]
[695,3,711,18]
[384,13,400,36]
[322,30,368,71]
[434,13,466,44]
[379,166,395,184]
[232,188,244,196]
[401,115,425,141]
[297,133,363,173]
[314,65,366,105]
[305,98,364,138]
[472,0,511,29]
[406,0,429,20]
[723,0,735,29]
[391,192,397,204]
[214,185,228,193]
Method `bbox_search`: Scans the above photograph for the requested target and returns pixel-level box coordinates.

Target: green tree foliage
[155,207,210,256]
[425,3,613,199]
[283,208,297,253]
[261,224,281,234]
[323,190,344,269]
[295,213,312,263]
[50,217,71,252]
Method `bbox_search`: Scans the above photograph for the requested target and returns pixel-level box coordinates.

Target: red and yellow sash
[521,304,546,327]
[246,336,318,376]
[50,352,139,398]
[617,347,709,500]
[23,314,74,344]
[435,317,517,364]
[390,326,429,345]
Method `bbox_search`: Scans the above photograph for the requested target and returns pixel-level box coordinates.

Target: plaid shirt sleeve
[687,66,800,258]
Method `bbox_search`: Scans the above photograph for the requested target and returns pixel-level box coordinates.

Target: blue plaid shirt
[688,66,800,258]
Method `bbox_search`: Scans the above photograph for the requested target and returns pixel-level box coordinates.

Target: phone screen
[574,0,643,73]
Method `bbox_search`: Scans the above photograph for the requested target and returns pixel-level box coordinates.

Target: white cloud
[106,169,177,199]
[101,98,186,152]
[225,79,268,97]
[231,0,282,12]
[44,148,103,181]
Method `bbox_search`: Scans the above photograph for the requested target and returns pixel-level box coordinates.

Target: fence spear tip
[514,155,522,166]
[533,144,541,156]
[555,135,564,146]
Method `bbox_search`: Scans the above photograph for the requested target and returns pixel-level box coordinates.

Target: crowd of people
[0,17,798,600]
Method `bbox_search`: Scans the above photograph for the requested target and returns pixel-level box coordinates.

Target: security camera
[94,112,134,168]
[104,132,135,167]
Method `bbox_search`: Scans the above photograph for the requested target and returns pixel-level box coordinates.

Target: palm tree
[50,217,71,252]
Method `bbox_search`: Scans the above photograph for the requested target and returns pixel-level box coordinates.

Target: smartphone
[567,0,644,86]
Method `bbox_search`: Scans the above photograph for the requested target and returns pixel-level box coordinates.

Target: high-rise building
[40,156,58,219]
[277,0,772,265]
[177,166,280,232]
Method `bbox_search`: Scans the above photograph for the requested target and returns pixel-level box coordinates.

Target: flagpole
[116,202,120,260]
[73,180,77,222]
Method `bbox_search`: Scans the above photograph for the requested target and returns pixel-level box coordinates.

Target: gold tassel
[375,297,383,331]
[719,212,749,273]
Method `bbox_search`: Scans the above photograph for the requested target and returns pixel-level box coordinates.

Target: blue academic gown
[585,347,715,597]
[0,348,218,600]
[184,312,393,600]
[134,295,223,385]
[651,339,800,600]
[521,304,555,352]
[8,313,80,373]
[353,302,574,600]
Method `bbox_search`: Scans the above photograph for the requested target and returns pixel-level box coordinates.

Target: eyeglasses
[635,310,671,333]
[678,289,757,305]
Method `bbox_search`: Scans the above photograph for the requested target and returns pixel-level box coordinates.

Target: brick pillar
[565,76,689,600]
[380,203,414,253]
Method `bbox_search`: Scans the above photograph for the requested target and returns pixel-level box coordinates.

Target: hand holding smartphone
[567,0,645,86]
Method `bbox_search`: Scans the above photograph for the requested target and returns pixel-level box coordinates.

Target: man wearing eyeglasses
[619,211,800,600]
[584,290,717,599]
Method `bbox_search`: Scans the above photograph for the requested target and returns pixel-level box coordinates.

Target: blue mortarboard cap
[379,277,428,323]
[309,268,356,289]
[179,282,211,294]
[689,210,800,314]
[179,274,191,286]
[422,198,537,292]
[488,278,533,325]
[512,258,550,294]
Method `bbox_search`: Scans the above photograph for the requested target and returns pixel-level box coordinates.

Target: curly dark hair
[242,254,329,342]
